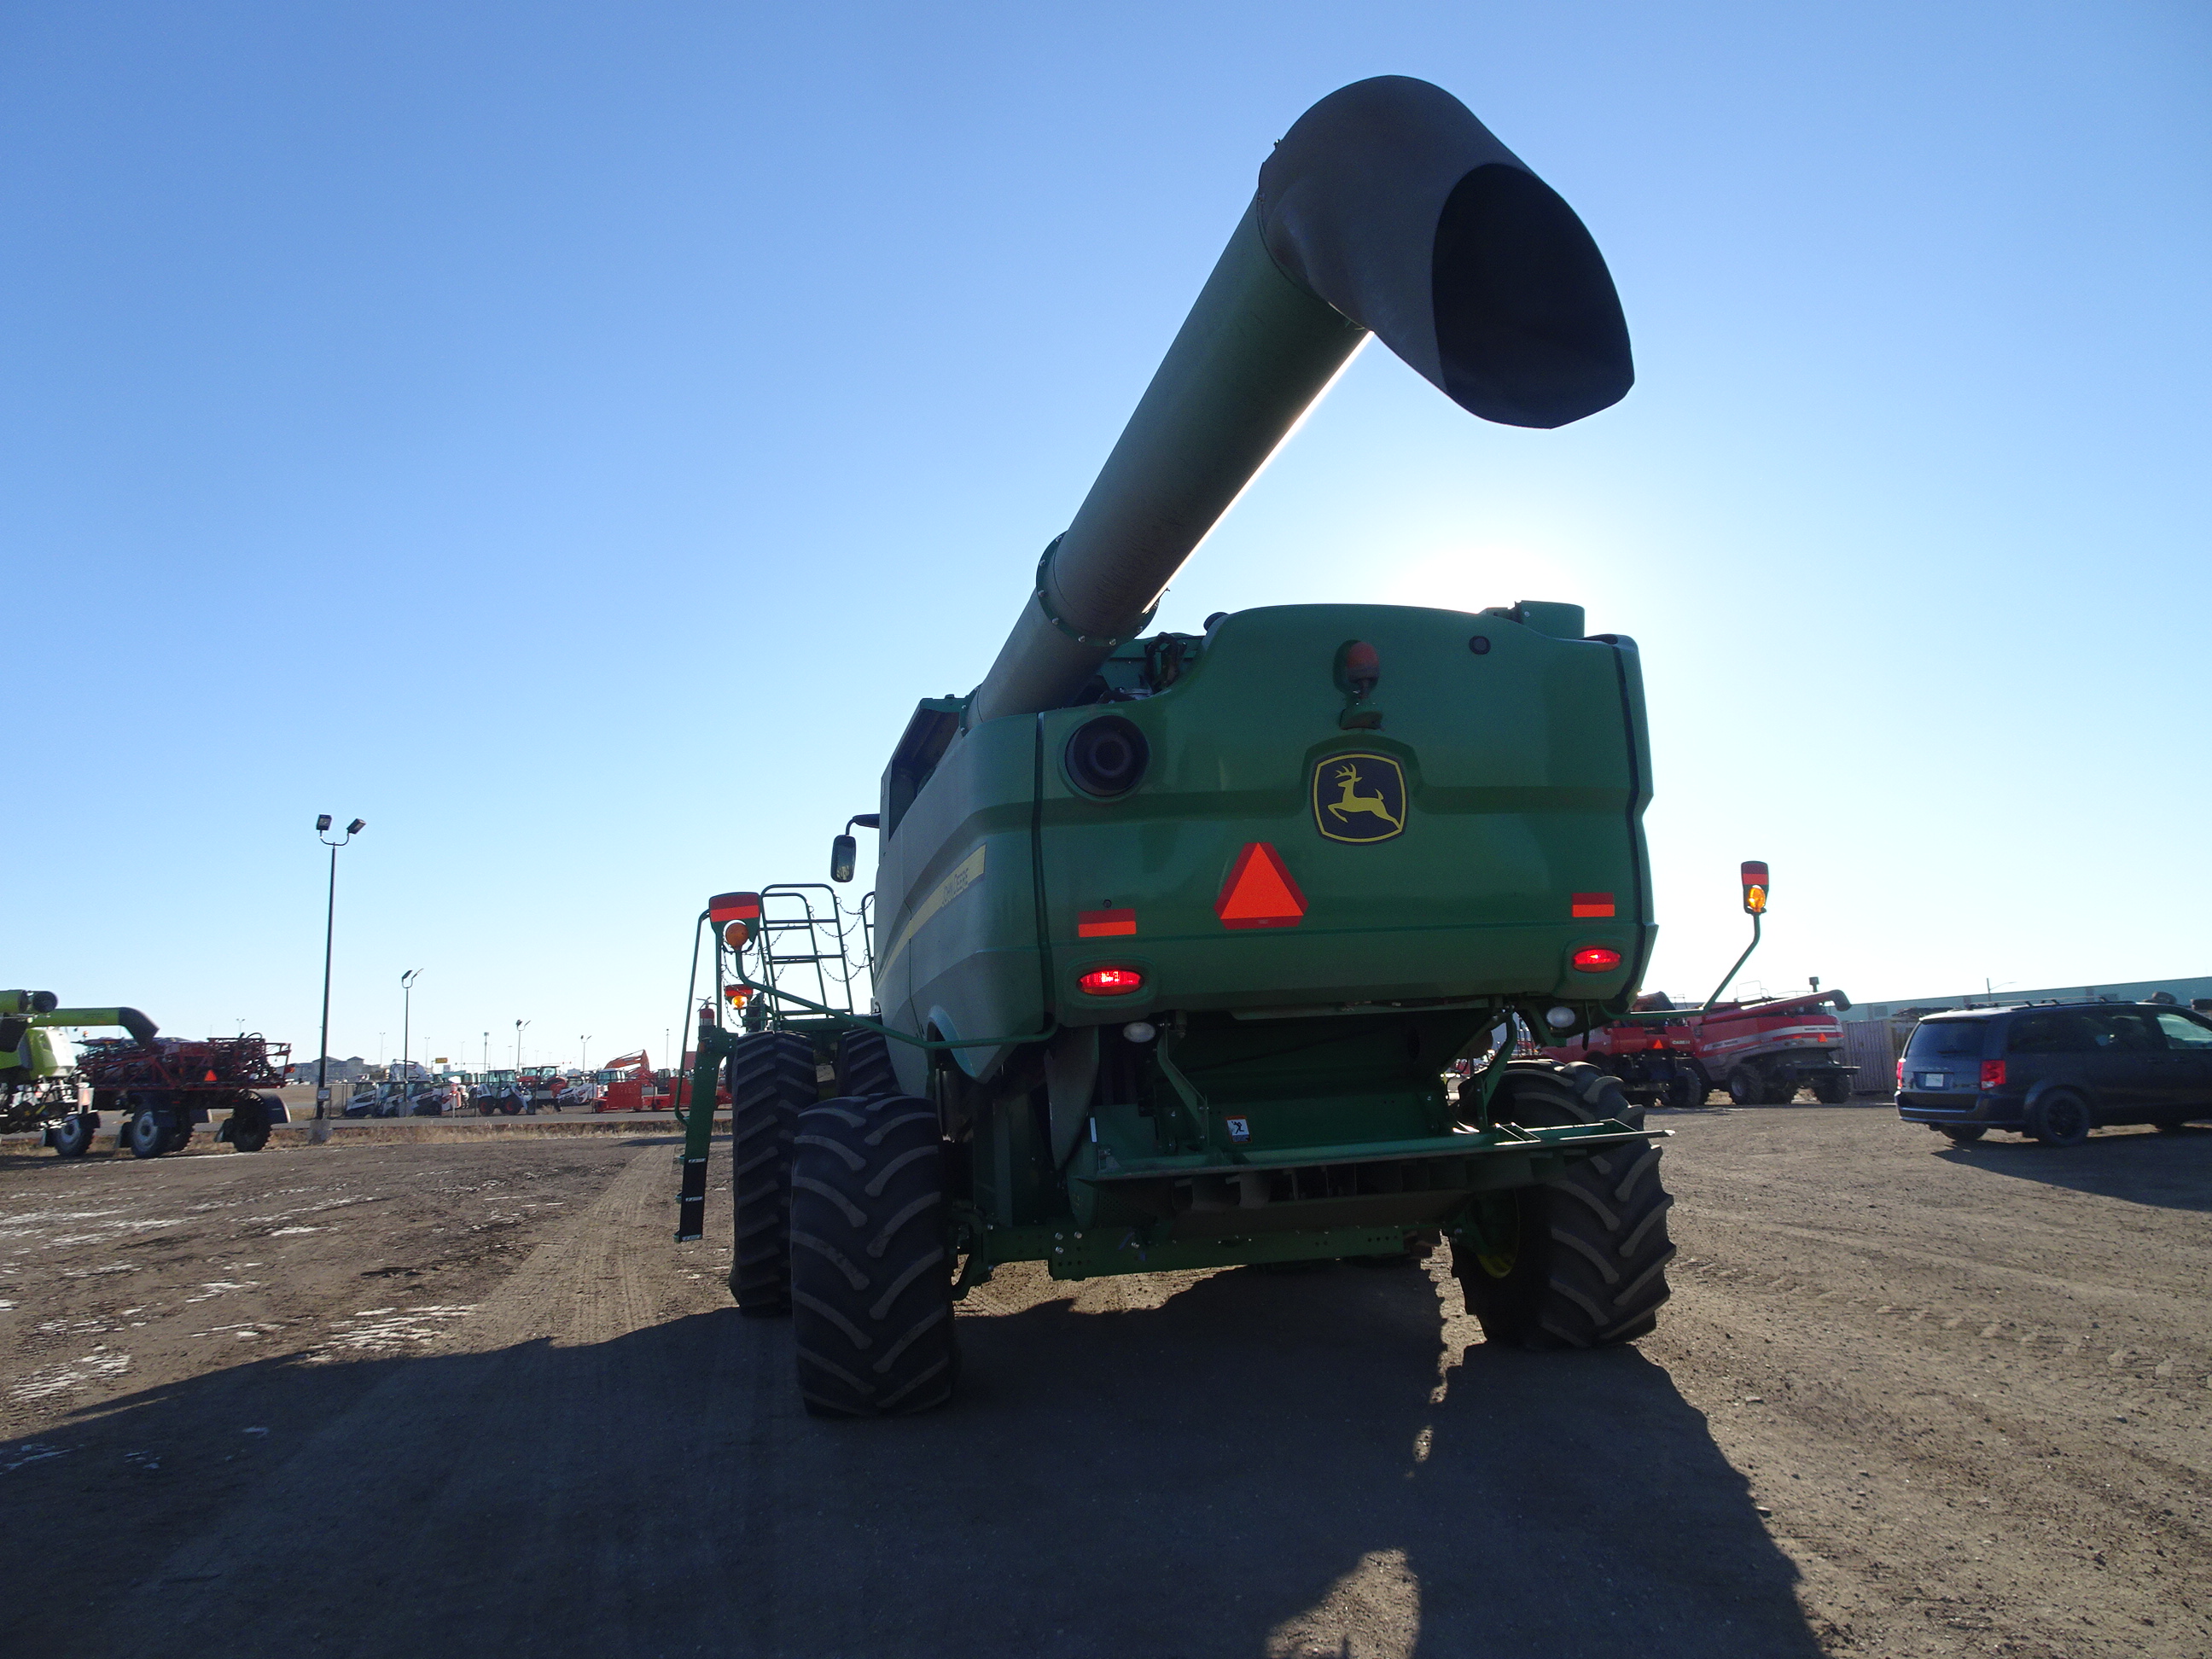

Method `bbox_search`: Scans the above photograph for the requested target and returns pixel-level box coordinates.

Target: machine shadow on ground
[1934,1124,2212,1214]
[2,1260,1819,1659]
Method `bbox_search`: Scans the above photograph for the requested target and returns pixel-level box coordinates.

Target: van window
[1904,1022,1986,1060]
[2006,1012,2098,1054]
[2090,1011,2158,1051]
[2154,1011,2212,1049]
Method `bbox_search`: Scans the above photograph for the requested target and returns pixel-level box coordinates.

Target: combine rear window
[1904,1021,1987,1061]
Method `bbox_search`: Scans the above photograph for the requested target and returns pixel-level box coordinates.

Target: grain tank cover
[967,75,1633,724]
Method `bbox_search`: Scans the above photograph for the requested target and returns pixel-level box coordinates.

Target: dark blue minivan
[1895,1001,2212,1144]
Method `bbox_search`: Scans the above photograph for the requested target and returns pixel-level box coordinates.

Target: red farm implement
[71,1033,293,1158]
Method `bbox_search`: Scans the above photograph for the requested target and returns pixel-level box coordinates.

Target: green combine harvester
[1,991,159,1155]
[679,75,1674,1418]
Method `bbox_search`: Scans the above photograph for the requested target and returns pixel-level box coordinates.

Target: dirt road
[3,1108,2204,1657]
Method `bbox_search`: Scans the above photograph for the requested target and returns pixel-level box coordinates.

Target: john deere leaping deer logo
[1312,753,1406,844]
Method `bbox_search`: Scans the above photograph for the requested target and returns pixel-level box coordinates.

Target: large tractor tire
[1455,1062,1674,1349]
[835,1027,899,1098]
[125,1103,172,1160]
[1725,1067,1763,1107]
[49,1113,97,1158]
[1532,1058,1645,1130]
[224,1093,272,1153]
[788,1094,956,1418]
[1808,1071,1852,1105]
[726,1032,816,1315]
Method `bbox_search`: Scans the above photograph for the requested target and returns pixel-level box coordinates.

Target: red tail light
[1077,967,1144,996]
[1895,1058,1905,1088]
[1980,1060,2006,1090]
[1571,947,1621,973]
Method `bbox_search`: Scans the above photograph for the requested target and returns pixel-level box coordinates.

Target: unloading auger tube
[968,74,1633,724]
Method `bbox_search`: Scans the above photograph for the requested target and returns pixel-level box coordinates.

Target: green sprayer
[679,76,1674,1417]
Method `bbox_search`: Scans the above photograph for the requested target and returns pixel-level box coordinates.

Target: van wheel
[1456,1063,1674,1348]
[2025,1091,2092,1147]
[789,1095,956,1417]
[1938,1125,1985,1144]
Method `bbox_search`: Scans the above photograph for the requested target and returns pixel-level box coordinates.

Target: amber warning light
[1740,861,1769,915]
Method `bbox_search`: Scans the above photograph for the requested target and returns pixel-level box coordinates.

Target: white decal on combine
[878,845,987,976]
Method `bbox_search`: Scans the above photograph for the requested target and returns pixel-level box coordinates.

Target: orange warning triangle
[1215,842,1307,930]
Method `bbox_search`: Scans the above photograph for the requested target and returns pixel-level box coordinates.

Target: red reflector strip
[1077,967,1144,996]
[1571,892,1615,918]
[708,890,762,922]
[1572,946,1622,972]
[1215,843,1307,930]
[1078,908,1137,938]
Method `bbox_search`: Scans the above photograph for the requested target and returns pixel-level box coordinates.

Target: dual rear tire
[788,1092,957,1418]
[726,1027,957,1417]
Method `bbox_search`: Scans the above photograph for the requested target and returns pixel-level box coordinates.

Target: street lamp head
[346,819,366,835]
[317,814,333,832]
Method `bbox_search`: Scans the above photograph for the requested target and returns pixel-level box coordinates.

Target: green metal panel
[875,713,1047,1080]
[1033,603,1650,1025]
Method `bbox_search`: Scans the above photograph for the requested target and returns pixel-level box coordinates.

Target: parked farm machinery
[3,991,290,1158]
[679,76,1674,1417]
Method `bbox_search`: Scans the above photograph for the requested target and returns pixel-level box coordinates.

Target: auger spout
[967,74,1633,724]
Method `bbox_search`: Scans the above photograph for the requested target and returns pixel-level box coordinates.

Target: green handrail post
[674,1011,736,1243]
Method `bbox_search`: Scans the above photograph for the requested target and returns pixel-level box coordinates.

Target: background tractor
[684,76,1677,1418]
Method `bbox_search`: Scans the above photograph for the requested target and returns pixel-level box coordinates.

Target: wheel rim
[1464,1194,1520,1279]
[2051,1097,2088,1139]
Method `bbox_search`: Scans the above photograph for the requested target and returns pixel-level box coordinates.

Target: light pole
[399,969,422,1091]
[515,1018,529,1069]
[313,816,367,1121]
[481,1031,489,1074]
[580,1035,591,1070]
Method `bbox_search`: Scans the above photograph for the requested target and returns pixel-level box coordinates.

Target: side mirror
[830,835,857,883]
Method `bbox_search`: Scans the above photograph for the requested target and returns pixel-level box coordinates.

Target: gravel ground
[1,1106,2203,1657]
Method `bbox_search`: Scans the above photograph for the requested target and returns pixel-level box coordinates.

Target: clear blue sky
[9,3,2208,1068]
